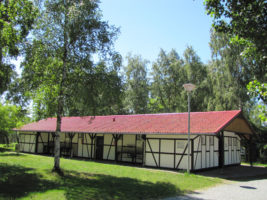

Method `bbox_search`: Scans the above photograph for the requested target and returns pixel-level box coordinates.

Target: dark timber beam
[146,138,158,167]
[176,143,188,169]
[191,139,194,171]
[35,132,40,153]
[89,133,96,159]
[112,134,121,162]
[219,131,224,168]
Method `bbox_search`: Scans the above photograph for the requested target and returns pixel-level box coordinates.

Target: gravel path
[164,179,267,200]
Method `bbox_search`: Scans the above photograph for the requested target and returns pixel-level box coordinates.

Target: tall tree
[150,49,186,113]
[205,0,267,122]
[21,0,119,173]
[183,46,208,112]
[0,0,37,94]
[206,30,252,111]
[123,54,149,114]
[204,0,267,71]
[150,48,208,113]
[208,31,254,110]
[65,61,124,116]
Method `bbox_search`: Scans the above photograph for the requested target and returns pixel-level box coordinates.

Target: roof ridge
[56,110,242,118]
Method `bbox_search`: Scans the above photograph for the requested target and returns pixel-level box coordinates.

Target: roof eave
[15,129,217,136]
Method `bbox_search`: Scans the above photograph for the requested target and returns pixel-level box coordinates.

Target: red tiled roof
[15,110,242,135]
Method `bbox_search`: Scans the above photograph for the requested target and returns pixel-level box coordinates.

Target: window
[201,136,206,145]
[210,136,214,146]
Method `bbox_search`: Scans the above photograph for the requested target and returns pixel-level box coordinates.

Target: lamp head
[183,83,196,92]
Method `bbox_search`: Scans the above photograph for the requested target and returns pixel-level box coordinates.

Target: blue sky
[100,0,213,64]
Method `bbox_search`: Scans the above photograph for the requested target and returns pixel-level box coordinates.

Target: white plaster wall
[146,139,159,152]
[224,131,241,165]
[193,136,202,170]
[103,134,115,160]
[72,133,78,143]
[123,135,135,146]
[160,154,174,168]
[161,139,174,153]
[19,132,36,153]
[77,133,83,157]
[175,154,191,170]
[146,152,159,167]
[39,132,48,142]
[179,135,219,170]
[145,134,221,170]
[145,136,192,170]
[159,140,174,168]
[77,133,96,158]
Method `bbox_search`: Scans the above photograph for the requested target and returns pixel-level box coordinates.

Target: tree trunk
[52,0,68,175]
[53,115,62,173]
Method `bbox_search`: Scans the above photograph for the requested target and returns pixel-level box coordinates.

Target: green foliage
[0,152,222,199]
[123,54,149,114]
[0,0,37,94]
[247,80,267,123]
[204,1,267,159]
[66,62,124,116]
[15,0,121,171]
[204,0,267,72]
[150,49,186,113]
[206,30,252,111]
[0,102,29,143]
[150,47,208,113]
[19,0,121,120]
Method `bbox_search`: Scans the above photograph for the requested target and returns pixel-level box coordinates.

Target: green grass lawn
[0,150,222,200]
[242,162,267,168]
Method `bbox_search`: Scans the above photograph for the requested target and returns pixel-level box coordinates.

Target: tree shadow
[60,170,181,200]
[0,152,25,156]
[0,147,10,152]
[195,165,267,182]
[0,164,58,199]
[0,164,181,200]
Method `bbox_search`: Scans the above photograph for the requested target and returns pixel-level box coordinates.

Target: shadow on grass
[0,164,57,199]
[196,165,267,182]
[0,164,181,200]
[0,147,11,152]
[0,152,26,156]
[61,170,180,200]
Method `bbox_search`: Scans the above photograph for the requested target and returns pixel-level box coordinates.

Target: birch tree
[21,0,119,173]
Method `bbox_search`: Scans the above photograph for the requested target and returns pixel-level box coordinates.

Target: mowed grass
[0,150,222,200]
[242,162,267,168]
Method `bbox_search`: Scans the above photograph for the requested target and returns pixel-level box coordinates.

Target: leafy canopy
[21,0,121,119]
[0,102,29,135]
[204,0,267,65]
[0,0,37,94]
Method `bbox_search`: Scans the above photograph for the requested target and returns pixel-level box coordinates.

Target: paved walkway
[164,165,267,200]
[166,179,267,200]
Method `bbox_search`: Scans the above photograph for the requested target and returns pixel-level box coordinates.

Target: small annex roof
[15,110,254,135]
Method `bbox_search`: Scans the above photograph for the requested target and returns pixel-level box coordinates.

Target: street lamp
[183,83,196,173]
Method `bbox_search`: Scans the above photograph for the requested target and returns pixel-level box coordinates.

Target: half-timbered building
[15,110,253,171]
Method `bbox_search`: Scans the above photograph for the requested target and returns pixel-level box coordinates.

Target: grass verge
[242,162,267,168]
[0,151,222,200]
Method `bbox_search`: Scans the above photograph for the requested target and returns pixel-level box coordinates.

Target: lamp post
[183,83,196,173]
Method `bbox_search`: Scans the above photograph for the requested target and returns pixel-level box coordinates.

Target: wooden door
[96,136,104,160]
